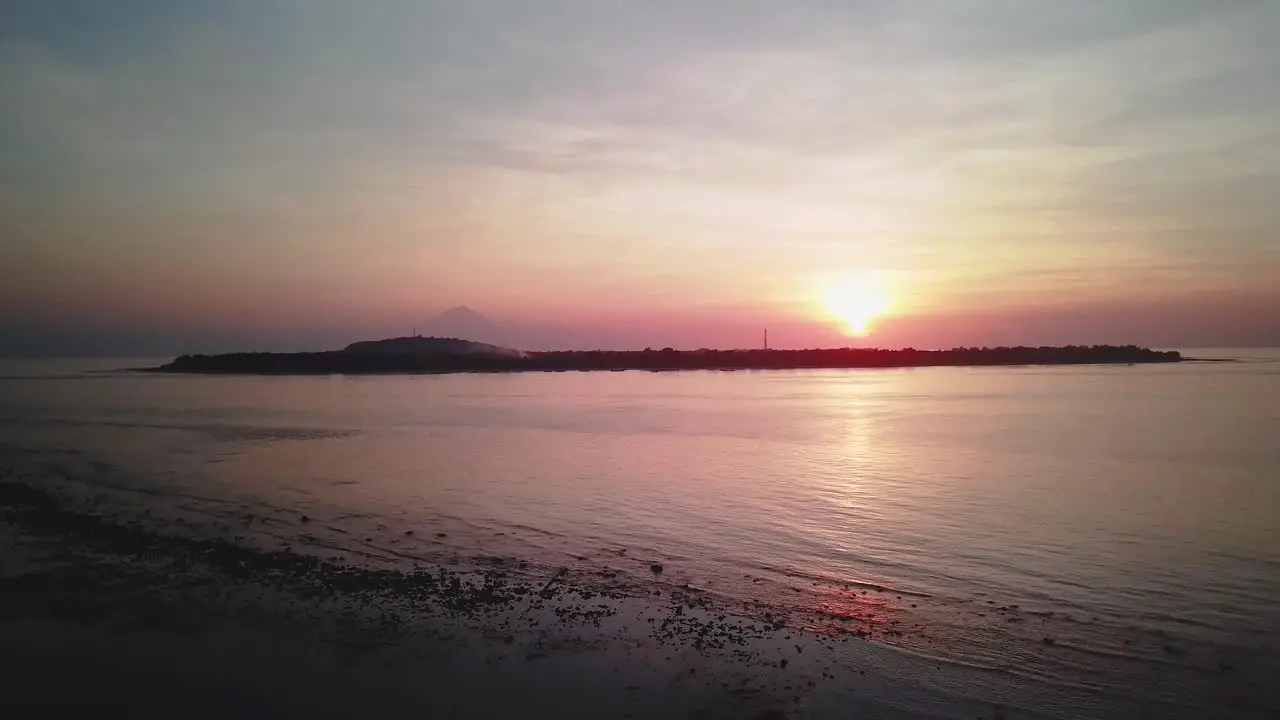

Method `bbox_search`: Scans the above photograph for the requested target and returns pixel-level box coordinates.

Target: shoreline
[2,478,1264,719]
[0,479,958,719]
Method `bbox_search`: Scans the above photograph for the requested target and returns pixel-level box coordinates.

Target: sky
[1,0,1277,355]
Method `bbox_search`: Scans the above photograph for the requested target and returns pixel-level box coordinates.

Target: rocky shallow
[0,479,914,718]
[1,479,1270,719]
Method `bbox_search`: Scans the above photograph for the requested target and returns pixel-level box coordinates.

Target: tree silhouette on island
[150,341,1180,375]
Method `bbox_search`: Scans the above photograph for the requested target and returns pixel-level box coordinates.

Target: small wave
[57,480,256,512]
[503,523,568,539]
[1128,610,1219,631]
[1046,639,1206,671]
[0,416,360,442]
[746,562,931,598]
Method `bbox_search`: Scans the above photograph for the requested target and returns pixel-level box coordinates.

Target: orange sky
[1,2,1278,354]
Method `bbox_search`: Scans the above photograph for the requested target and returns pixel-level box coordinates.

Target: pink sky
[1,2,1277,355]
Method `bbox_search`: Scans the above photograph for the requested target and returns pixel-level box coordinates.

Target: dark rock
[650,564,664,574]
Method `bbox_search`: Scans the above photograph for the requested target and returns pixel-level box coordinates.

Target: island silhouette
[146,339,1181,375]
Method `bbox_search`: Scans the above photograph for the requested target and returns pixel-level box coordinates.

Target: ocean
[1,350,1276,717]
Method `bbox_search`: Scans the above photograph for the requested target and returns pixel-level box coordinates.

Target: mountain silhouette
[420,306,509,346]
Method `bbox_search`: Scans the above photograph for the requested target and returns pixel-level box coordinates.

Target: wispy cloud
[1,0,1277,351]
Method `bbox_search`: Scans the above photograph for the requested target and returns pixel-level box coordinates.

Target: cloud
[1,0,1277,352]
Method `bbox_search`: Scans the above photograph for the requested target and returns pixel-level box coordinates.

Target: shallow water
[1,350,1277,717]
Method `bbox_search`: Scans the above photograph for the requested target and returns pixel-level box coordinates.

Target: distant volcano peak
[433,305,489,321]
[421,305,507,346]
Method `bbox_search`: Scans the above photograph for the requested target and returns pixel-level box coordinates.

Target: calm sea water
[1,351,1277,716]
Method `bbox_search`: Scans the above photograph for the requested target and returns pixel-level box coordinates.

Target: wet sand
[0,479,1003,719]
[1,479,1269,719]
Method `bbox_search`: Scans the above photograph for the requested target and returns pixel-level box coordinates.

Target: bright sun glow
[822,273,893,337]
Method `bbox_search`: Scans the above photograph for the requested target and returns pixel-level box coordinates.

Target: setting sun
[822,273,892,337]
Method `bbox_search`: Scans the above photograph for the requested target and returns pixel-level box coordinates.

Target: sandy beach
[0,480,910,719]
[0,481,1015,719]
[6,476,1270,719]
